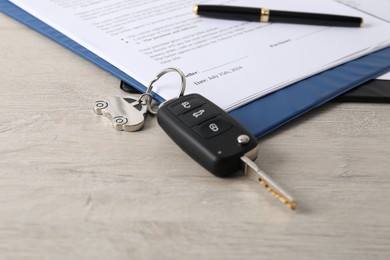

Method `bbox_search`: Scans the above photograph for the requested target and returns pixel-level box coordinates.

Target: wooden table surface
[1,13,390,260]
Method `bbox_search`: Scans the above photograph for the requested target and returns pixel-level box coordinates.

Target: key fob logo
[192,109,205,118]
[209,123,219,132]
[181,101,191,109]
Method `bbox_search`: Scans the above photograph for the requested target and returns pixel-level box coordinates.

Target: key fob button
[193,117,232,138]
[168,97,205,115]
[178,104,218,127]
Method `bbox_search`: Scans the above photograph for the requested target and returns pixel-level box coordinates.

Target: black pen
[193,5,363,27]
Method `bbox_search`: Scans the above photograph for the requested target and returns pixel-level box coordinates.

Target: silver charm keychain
[94,67,186,131]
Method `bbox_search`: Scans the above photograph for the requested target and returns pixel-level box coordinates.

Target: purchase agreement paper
[10,0,390,111]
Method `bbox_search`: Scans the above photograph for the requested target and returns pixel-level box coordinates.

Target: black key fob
[157,93,258,177]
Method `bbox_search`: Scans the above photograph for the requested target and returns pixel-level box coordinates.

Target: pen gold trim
[260,8,269,23]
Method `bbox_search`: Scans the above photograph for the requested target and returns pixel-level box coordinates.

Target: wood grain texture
[1,13,390,260]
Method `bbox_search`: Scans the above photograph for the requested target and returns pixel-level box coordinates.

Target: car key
[157,93,296,210]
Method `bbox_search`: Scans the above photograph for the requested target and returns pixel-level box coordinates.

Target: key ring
[138,67,186,115]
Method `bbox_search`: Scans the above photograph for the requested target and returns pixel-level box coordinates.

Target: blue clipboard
[2,0,390,138]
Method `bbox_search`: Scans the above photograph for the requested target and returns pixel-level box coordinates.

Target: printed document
[336,0,390,22]
[377,72,390,80]
[10,0,390,110]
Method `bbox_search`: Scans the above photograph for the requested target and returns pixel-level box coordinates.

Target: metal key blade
[240,156,297,210]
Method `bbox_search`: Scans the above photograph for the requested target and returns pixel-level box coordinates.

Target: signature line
[202,56,248,73]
